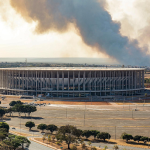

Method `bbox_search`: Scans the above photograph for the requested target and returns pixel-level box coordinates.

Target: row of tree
[0,122,30,150]
[121,132,149,144]
[25,123,111,149]
[0,100,37,117]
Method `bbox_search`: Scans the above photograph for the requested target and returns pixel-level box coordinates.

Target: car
[12,127,16,129]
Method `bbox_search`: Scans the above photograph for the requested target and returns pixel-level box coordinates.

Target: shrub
[71,145,77,150]
[56,141,61,145]
[91,146,97,150]
[82,143,86,149]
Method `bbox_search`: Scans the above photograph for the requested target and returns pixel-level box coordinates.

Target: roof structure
[0,67,145,71]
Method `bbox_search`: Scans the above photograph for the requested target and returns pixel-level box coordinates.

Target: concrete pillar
[142,70,144,88]
[73,71,74,91]
[57,71,59,91]
[129,71,130,90]
[68,71,69,91]
[62,71,64,91]
[78,71,80,91]
[83,71,85,91]
[36,71,37,96]
[135,71,137,89]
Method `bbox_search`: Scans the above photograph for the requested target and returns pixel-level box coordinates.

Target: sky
[0,0,150,65]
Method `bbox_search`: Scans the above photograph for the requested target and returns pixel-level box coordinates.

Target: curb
[29,137,61,150]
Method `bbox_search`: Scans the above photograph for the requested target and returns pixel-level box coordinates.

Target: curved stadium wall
[0,67,145,97]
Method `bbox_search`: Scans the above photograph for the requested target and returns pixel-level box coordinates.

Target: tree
[9,100,23,106]
[91,130,100,139]
[97,132,111,142]
[64,134,76,149]
[82,130,92,139]
[0,122,9,132]
[73,129,83,139]
[46,124,58,134]
[25,121,35,131]
[9,101,17,106]
[0,108,5,118]
[121,133,133,142]
[16,100,23,105]
[37,124,47,132]
[15,136,30,149]
[58,125,77,149]
[140,136,149,144]
[23,105,37,116]
[0,132,7,141]
[12,104,24,116]
[133,135,142,143]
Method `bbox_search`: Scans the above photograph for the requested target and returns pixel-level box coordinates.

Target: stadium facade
[0,67,145,97]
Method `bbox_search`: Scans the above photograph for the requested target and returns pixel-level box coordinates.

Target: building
[0,67,145,97]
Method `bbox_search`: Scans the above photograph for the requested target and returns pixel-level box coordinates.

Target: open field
[2,100,150,140]
[1,96,150,149]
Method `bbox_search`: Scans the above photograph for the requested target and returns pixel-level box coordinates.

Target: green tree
[46,124,58,134]
[25,121,35,131]
[121,133,133,142]
[140,136,149,144]
[15,136,30,149]
[0,108,5,119]
[37,124,47,132]
[12,104,24,116]
[0,122,9,132]
[91,130,100,139]
[0,132,7,141]
[9,101,17,106]
[97,132,111,142]
[58,125,77,149]
[133,135,142,143]
[74,129,83,139]
[82,130,92,139]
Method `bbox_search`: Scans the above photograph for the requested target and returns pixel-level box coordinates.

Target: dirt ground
[34,137,102,150]
[34,137,150,149]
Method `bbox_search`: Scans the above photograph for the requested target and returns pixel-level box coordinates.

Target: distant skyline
[0,58,118,65]
[0,0,150,65]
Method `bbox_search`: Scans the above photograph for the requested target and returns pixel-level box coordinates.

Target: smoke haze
[10,0,150,65]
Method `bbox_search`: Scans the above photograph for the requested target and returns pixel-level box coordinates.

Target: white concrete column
[78,71,80,91]
[126,71,127,90]
[135,71,137,89]
[73,71,74,91]
[83,71,85,91]
[62,71,64,91]
[57,71,59,91]
[36,71,37,96]
[68,71,69,91]
[129,71,130,90]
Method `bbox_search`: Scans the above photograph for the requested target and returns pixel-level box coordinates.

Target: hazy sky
[0,0,150,65]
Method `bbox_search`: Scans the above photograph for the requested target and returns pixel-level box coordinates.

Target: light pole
[132,110,133,119]
[115,126,116,140]
[66,107,67,118]
[84,104,86,126]
[20,115,21,134]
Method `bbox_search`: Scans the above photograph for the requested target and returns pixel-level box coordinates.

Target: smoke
[10,0,150,65]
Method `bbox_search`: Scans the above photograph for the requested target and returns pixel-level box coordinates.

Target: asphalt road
[10,127,54,150]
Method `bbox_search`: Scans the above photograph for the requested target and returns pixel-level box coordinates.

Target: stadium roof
[0,67,145,71]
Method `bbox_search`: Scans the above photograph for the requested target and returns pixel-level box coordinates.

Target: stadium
[0,67,145,98]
